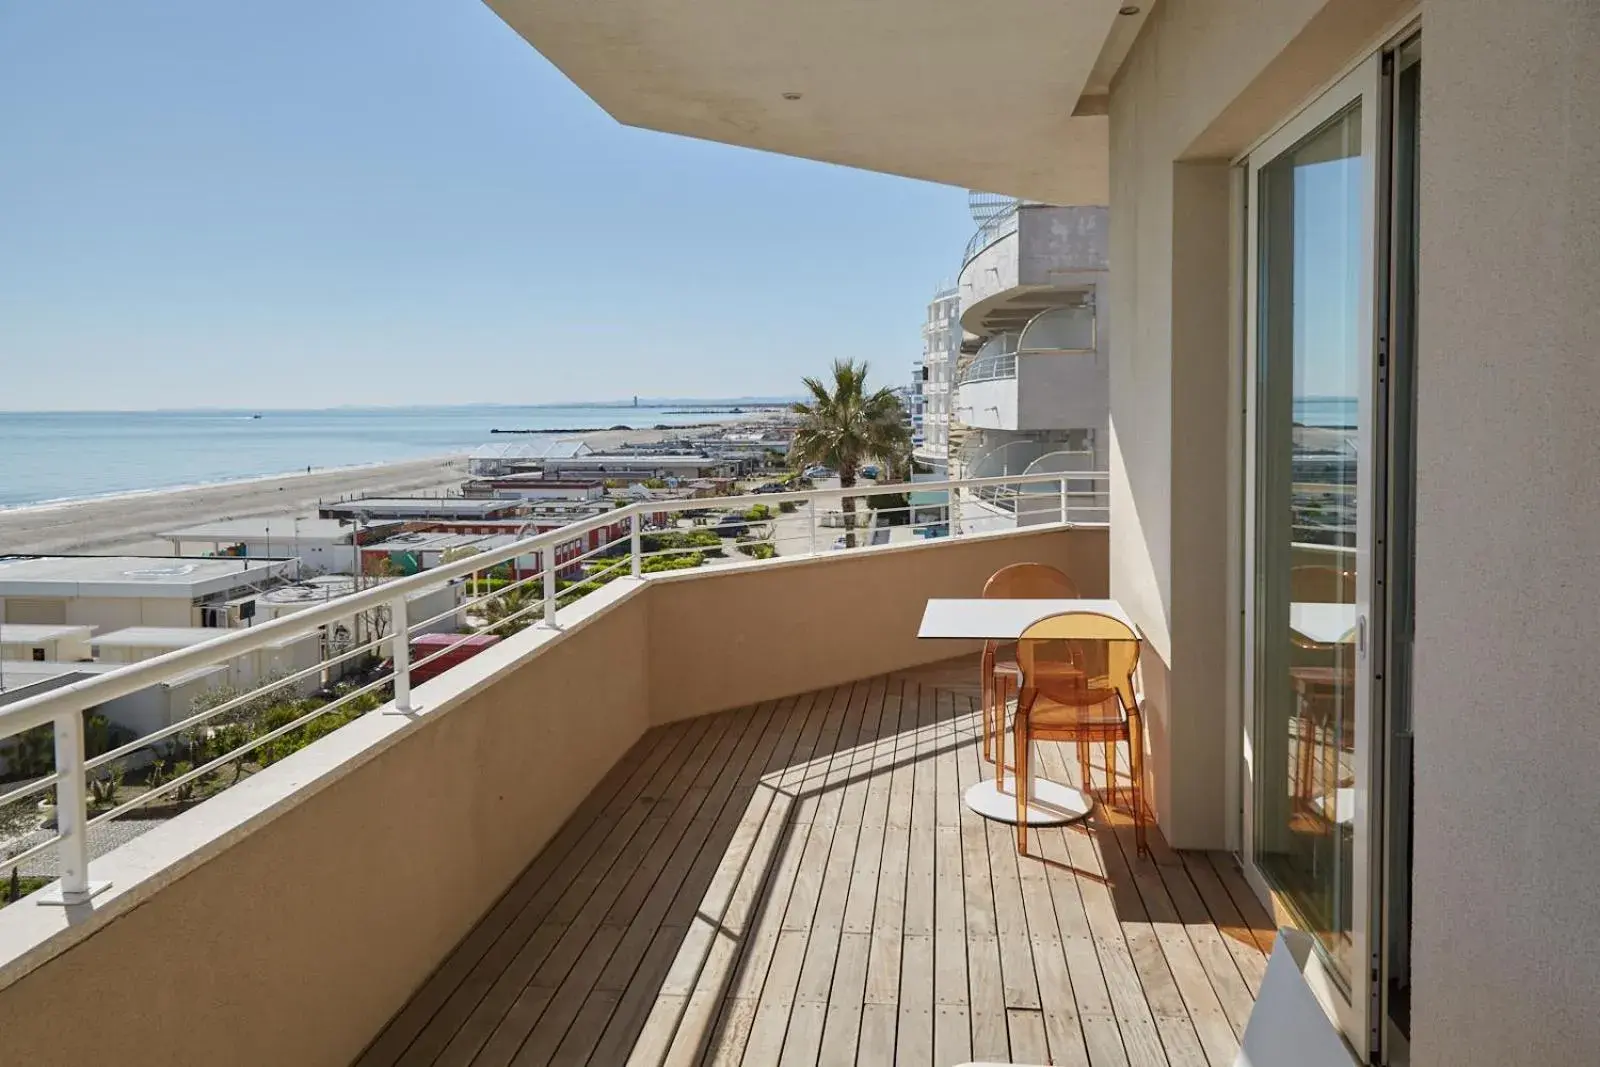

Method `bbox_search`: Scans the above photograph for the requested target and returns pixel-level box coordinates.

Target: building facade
[916,283,961,472]
[949,197,1111,529]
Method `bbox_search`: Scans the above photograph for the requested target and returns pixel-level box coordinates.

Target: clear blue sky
[0,1,973,411]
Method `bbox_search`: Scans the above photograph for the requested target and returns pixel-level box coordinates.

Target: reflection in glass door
[1245,54,1379,1043]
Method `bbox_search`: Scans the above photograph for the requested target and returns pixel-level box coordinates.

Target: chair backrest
[983,562,1079,599]
[1017,611,1141,715]
[1290,564,1355,603]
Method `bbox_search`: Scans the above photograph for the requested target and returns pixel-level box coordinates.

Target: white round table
[964,778,1093,825]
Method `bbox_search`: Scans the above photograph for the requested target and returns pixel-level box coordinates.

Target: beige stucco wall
[1412,2,1600,1063]
[0,594,651,1067]
[1107,0,1408,847]
[647,527,1109,724]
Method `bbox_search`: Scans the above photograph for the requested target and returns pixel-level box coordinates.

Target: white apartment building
[915,283,961,472]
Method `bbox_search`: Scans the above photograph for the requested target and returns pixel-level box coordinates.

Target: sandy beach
[0,456,469,556]
[0,419,789,557]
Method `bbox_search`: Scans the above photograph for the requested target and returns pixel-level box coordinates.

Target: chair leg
[980,668,992,764]
[1077,739,1091,797]
[1129,717,1149,859]
[1014,717,1029,854]
[1106,740,1118,810]
[993,675,1008,791]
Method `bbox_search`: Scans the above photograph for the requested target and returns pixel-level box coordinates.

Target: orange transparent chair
[1012,611,1146,856]
[1289,565,1356,821]
[979,563,1080,785]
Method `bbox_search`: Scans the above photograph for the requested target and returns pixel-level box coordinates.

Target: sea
[0,404,778,510]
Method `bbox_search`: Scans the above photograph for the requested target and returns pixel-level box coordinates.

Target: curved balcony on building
[953,303,1108,433]
[958,204,1109,337]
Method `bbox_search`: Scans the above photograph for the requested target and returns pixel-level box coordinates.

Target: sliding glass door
[1244,54,1381,1051]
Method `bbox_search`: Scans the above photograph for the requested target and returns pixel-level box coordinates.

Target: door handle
[1357,613,1368,657]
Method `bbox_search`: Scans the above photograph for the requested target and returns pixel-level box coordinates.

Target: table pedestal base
[964,779,1093,825]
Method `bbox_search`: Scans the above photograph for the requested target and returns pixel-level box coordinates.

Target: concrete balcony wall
[956,350,1109,434]
[959,205,1110,336]
[0,527,1107,1067]
[647,526,1109,725]
[0,577,652,1067]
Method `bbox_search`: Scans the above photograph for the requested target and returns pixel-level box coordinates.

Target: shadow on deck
[360,656,1274,1067]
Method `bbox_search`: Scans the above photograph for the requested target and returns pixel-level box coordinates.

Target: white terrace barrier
[0,471,1108,905]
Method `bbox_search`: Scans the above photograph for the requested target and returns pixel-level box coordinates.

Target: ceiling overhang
[483,0,1152,204]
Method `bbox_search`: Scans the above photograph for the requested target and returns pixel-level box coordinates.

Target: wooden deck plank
[736,685,853,1063]
[932,687,973,1067]
[1178,853,1270,996]
[1206,852,1278,956]
[1146,844,1259,1038]
[645,690,835,1067]
[365,657,1274,1067]
[690,687,836,1066]
[389,717,714,1067]
[704,687,838,1062]
[1101,812,1239,1067]
[564,700,785,1067]
[955,692,1009,1065]
[359,723,683,1067]
[896,681,939,1064]
[440,714,739,1067]
[779,684,872,1067]
[1034,743,1169,1067]
[815,676,892,1067]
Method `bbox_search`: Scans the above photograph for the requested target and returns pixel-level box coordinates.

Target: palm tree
[790,359,912,548]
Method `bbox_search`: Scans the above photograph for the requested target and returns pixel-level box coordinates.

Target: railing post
[543,556,558,628]
[390,594,417,713]
[1059,475,1070,525]
[38,710,107,905]
[808,500,819,555]
[630,511,642,578]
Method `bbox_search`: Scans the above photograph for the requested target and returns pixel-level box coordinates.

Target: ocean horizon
[0,402,791,510]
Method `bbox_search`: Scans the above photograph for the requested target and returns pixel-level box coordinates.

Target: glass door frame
[1240,51,1384,1055]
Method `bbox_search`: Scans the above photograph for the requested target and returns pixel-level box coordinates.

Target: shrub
[743,504,772,521]
[778,500,798,514]
[1,873,51,909]
[736,541,776,560]
[170,761,199,803]
[640,529,723,559]
[88,766,124,807]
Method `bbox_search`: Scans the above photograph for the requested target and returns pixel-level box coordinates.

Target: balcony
[954,306,1109,435]
[0,476,1264,1066]
[362,659,1271,1067]
[958,205,1109,340]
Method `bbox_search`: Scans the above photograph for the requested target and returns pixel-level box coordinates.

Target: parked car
[802,466,835,479]
[861,464,881,479]
[754,482,787,494]
[712,515,749,538]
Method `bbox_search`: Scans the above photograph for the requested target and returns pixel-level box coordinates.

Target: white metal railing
[957,352,1019,386]
[0,472,1107,905]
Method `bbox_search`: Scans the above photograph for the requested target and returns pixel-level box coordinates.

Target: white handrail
[0,470,1105,903]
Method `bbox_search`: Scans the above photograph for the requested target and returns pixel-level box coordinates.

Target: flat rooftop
[322,498,521,518]
[366,532,492,552]
[0,556,292,599]
[160,517,400,542]
[93,626,308,651]
[0,659,226,694]
[0,623,96,643]
[545,455,727,468]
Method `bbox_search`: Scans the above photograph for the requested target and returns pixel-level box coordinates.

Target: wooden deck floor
[360,658,1274,1067]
